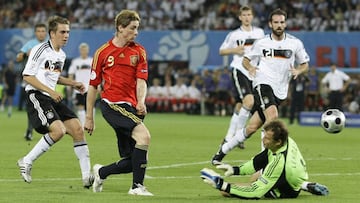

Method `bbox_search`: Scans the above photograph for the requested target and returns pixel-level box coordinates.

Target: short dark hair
[263,120,288,145]
[268,8,287,22]
[34,23,46,31]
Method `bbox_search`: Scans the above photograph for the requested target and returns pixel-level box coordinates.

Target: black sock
[131,147,147,189]
[99,157,132,179]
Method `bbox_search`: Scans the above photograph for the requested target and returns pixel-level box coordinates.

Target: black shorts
[75,93,87,106]
[252,84,284,123]
[231,68,253,103]
[26,90,77,134]
[100,100,144,158]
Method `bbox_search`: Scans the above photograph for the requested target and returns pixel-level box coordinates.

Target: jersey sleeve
[136,46,148,81]
[68,59,76,75]
[230,153,285,199]
[89,45,106,87]
[219,32,235,50]
[295,39,310,64]
[22,44,41,76]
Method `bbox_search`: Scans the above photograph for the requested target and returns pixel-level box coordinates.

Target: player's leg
[128,123,153,196]
[64,117,92,188]
[17,92,66,183]
[211,112,263,165]
[224,102,242,141]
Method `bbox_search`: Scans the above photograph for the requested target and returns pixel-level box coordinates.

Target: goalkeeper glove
[200,168,229,191]
[216,163,240,177]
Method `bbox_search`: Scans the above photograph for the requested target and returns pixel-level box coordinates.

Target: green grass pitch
[0,110,359,203]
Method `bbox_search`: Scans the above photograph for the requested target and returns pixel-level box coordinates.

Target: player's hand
[200,168,223,189]
[290,65,300,79]
[216,163,235,177]
[136,102,147,115]
[84,117,94,135]
[200,168,229,191]
[50,91,63,103]
[248,66,257,78]
[73,82,85,94]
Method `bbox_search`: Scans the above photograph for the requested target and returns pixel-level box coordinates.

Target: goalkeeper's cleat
[83,174,95,189]
[92,164,104,192]
[17,158,32,183]
[128,183,154,196]
[211,149,226,166]
[307,183,329,196]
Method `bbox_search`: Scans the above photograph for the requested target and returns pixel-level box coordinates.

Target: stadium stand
[1,0,360,31]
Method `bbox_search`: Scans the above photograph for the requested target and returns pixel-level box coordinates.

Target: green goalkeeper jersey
[229,137,308,199]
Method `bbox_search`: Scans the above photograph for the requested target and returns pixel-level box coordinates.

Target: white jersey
[170,84,188,99]
[219,26,264,79]
[321,69,350,91]
[68,56,93,93]
[148,85,165,98]
[22,41,66,96]
[245,33,310,99]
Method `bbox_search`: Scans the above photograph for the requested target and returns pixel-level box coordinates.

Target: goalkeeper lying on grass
[201,119,329,199]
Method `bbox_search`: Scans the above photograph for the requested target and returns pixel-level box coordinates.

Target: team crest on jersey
[90,70,96,80]
[46,110,54,119]
[119,53,125,58]
[130,55,138,66]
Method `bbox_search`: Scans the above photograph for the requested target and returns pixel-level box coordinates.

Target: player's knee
[132,124,151,145]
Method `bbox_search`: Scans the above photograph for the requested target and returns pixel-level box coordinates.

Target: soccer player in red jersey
[84,10,153,196]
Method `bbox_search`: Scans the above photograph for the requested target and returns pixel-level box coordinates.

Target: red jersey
[90,39,148,107]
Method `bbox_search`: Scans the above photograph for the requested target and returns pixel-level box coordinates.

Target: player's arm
[342,76,351,93]
[16,52,26,62]
[291,62,309,80]
[136,78,148,115]
[242,57,257,77]
[229,153,285,199]
[84,85,98,135]
[219,46,245,56]
[23,75,63,103]
[219,39,245,56]
[57,76,85,94]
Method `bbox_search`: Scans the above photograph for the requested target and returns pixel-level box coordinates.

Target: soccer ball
[320,109,346,134]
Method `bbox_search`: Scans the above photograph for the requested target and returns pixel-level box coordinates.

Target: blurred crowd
[1,0,360,31]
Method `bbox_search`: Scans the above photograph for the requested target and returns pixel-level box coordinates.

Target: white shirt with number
[22,41,66,96]
[244,33,310,100]
[219,26,265,79]
[68,56,93,93]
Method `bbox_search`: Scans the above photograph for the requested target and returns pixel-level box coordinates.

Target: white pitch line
[2,159,358,183]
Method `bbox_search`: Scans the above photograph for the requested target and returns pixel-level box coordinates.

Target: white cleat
[128,183,154,196]
[83,174,95,189]
[17,158,32,183]
[92,164,104,192]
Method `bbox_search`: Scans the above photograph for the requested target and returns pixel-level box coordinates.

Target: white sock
[237,107,250,130]
[225,112,239,141]
[222,128,247,154]
[77,110,86,127]
[301,181,311,190]
[261,129,265,151]
[74,142,91,179]
[23,133,54,164]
